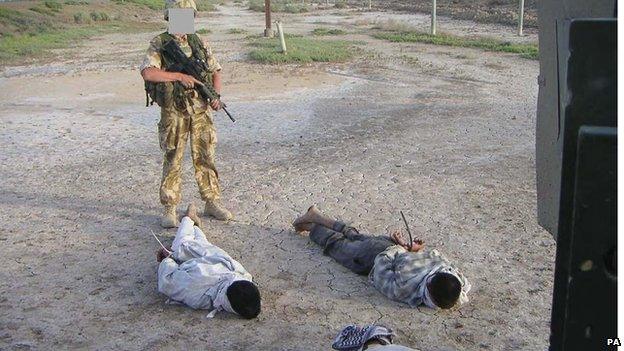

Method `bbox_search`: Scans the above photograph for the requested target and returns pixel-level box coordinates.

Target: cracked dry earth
[0,4,554,351]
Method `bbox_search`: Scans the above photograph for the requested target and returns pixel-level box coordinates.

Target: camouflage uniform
[140,34,223,206]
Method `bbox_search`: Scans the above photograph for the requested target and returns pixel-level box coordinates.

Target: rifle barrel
[222,105,236,123]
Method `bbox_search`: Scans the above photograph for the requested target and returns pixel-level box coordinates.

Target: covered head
[427,272,462,309]
[226,280,261,319]
[164,0,197,20]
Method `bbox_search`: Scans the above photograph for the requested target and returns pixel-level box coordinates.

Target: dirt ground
[0,3,554,351]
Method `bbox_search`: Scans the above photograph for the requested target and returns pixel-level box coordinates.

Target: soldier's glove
[332,324,395,351]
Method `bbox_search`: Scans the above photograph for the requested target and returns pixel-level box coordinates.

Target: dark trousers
[310,221,394,275]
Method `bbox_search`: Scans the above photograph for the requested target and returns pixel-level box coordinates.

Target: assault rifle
[162,39,236,123]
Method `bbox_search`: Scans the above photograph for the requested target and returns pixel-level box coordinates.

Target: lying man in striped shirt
[293,205,471,309]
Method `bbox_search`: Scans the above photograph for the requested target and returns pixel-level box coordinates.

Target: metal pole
[431,0,437,35]
[264,0,273,37]
[518,0,525,36]
[276,21,287,54]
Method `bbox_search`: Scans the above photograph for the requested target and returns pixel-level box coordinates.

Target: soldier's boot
[161,205,179,228]
[204,199,233,221]
[185,203,203,227]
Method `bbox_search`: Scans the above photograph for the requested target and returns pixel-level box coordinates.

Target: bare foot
[294,222,315,232]
[292,205,320,232]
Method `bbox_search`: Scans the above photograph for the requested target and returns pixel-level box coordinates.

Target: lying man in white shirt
[156,204,261,319]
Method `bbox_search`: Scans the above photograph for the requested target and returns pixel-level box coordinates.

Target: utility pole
[517,0,525,36]
[264,0,273,37]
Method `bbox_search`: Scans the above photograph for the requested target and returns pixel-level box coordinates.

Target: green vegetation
[0,3,160,63]
[1,27,100,61]
[64,0,89,5]
[312,27,346,36]
[30,6,58,16]
[0,7,57,33]
[373,31,539,60]
[90,11,110,21]
[110,0,218,11]
[0,21,159,62]
[111,0,163,10]
[248,0,308,13]
[110,0,221,11]
[73,12,87,23]
[227,28,248,34]
[197,0,221,12]
[334,0,347,8]
[248,35,357,64]
[196,28,212,34]
[44,1,64,11]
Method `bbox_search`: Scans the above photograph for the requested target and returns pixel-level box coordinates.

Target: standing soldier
[140,0,233,228]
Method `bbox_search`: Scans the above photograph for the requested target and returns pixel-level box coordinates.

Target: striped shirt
[368,245,471,308]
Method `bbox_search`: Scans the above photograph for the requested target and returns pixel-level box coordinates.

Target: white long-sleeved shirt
[157,217,252,315]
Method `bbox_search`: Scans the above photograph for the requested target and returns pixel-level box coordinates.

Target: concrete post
[431,0,437,35]
[276,21,287,54]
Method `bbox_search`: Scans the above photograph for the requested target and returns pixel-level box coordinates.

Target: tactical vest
[145,32,211,110]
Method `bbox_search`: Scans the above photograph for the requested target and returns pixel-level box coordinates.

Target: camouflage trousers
[158,106,220,206]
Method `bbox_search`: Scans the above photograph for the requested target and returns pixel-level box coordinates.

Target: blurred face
[168,8,195,35]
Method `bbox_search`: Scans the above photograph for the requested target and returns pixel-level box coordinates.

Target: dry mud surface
[0,4,553,351]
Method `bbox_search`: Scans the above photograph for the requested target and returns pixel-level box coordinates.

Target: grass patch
[197,0,221,12]
[373,31,539,60]
[0,8,57,34]
[196,28,212,34]
[0,27,102,61]
[227,28,247,34]
[30,6,58,16]
[0,1,162,64]
[334,0,347,8]
[0,21,160,63]
[248,0,308,13]
[111,0,219,11]
[312,27,346,36]
[248,35,357,64]
[90,11,110,21]
[0,11,159,64]
[73,12,88,23]
[44,1,64,12]
[112,0,163,10]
